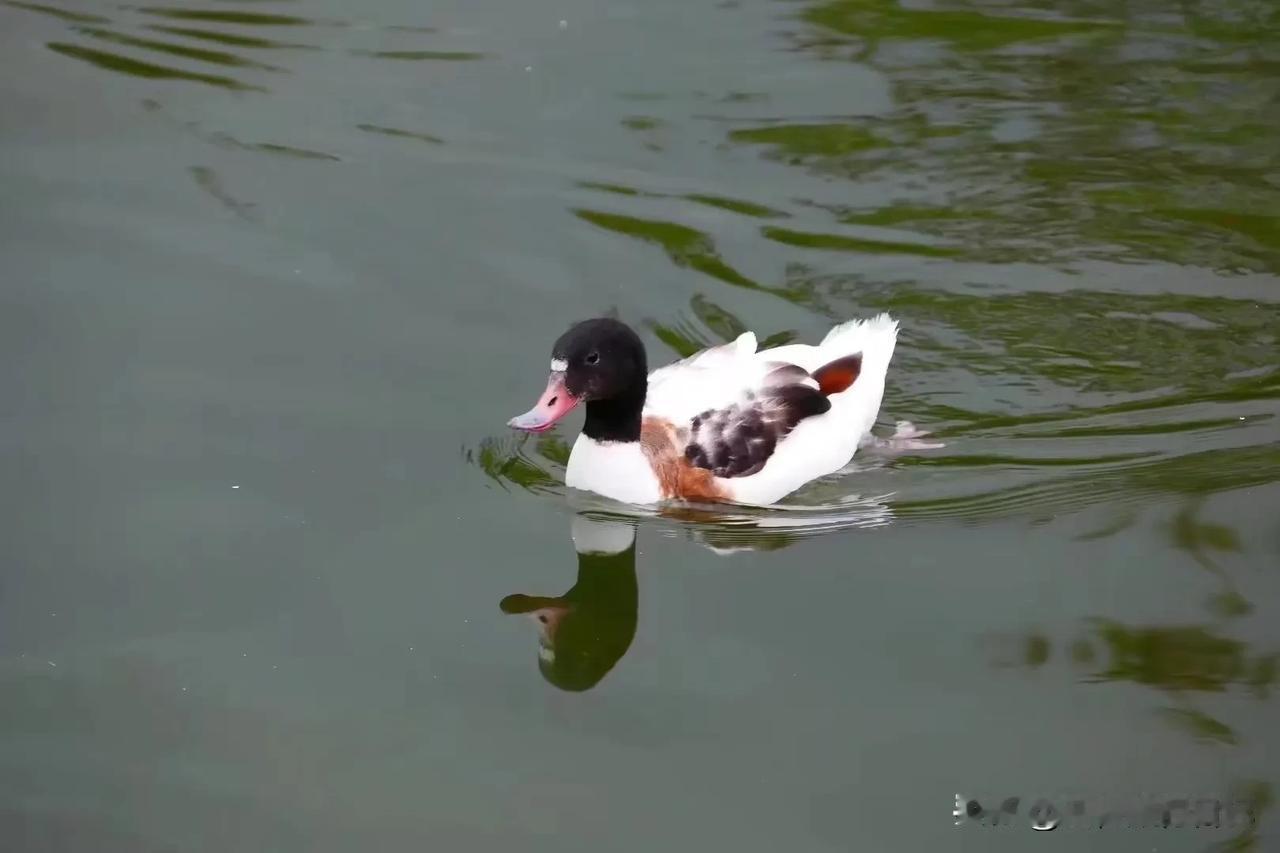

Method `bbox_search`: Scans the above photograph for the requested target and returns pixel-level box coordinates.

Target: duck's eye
[585,351,600,365]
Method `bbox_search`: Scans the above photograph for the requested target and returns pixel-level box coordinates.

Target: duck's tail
[818,312,899,375]
[817,313,898,441]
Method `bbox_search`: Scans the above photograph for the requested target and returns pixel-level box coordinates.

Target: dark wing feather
[683,375,831,478]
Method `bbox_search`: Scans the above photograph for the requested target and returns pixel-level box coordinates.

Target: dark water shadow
[210,135,341,160]
[140,98,343,164]
[349,49,484,61]
[188,165,257,220]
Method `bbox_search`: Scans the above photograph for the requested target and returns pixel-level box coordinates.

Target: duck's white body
[564,313,899,506]
[565,434,663,504]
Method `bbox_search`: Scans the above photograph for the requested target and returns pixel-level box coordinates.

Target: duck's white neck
[564,434,662,505]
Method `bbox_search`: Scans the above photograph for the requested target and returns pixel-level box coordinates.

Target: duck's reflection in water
[500,515,638,692]
[501,493,892,691]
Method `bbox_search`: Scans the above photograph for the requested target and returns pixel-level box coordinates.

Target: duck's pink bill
[508,373,580,433]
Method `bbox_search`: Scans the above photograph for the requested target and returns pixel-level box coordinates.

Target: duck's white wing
[643,333,869,481]
[644,332,807,424]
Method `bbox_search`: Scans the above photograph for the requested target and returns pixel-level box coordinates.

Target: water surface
[2,0,1277,849]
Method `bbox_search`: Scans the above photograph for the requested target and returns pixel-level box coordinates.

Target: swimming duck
[508,314,900,506]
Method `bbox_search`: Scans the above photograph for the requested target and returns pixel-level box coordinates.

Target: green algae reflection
[573,209,770,294]
[740,0,1280,272]
[356,124,444,145]
[577,181,787,219]
[136,8,318,25]
[803,0,1118,52]
[762,225,961,259]
[352,49,484,61]
[728,123,884,161]
[143,24,317,50]
[647,294,795,358]
[74,26,283,71]
[3,0,106,23]
[46,42,260,90]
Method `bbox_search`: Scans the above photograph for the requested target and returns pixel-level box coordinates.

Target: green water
[1,0,1277,849]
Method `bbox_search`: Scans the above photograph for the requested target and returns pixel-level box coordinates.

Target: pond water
[1,0,1277,849]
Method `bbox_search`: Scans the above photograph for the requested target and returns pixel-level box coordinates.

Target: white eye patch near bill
[551,358,568,372]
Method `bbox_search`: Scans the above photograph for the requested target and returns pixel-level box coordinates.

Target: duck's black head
[553,318,648,404]
[508,318,649,442]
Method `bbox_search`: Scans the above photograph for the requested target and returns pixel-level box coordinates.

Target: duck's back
[641,313,899,506]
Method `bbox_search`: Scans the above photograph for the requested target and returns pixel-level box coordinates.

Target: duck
[508,313,900,506]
